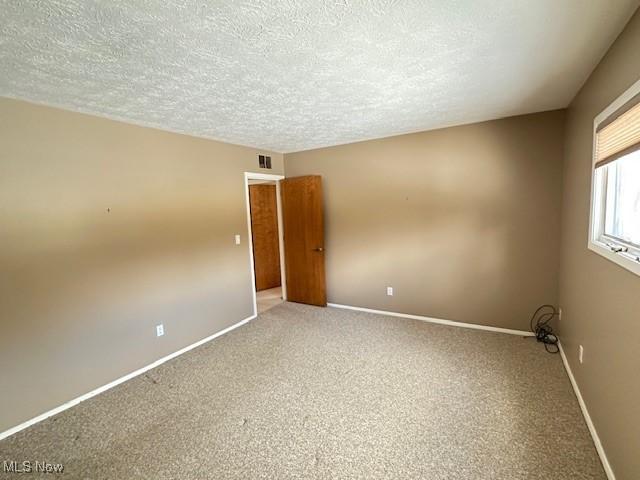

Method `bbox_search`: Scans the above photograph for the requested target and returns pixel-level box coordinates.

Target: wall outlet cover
[156,324,164,337]
[387,286,393,296]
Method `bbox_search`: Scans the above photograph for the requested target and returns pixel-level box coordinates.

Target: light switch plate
[579,345,584,364]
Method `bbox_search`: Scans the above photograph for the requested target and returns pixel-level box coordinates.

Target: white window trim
[588,77,640,277]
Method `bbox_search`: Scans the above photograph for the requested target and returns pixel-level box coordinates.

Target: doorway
[244,173,286,316]
[249,180,284,313]
[244,172,327,316]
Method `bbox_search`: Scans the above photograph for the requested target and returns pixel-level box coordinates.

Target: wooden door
[281,175,326,306]
[249,184,281,291]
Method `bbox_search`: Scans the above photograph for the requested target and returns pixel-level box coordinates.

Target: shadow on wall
[289,112,564,330]
[0,201,252,430]
[1,204,243,323]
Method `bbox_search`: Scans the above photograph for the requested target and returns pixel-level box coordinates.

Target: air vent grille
[258,155,272,169]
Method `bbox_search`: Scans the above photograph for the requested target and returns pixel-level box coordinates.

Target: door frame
[244,172,286,316]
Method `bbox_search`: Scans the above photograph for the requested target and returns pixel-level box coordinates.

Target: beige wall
[0,97,282,432]
[284,111,566,331]
[558,10,640,479]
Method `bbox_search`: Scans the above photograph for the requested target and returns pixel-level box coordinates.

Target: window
[590,79,640,276]
[603,152,640,246]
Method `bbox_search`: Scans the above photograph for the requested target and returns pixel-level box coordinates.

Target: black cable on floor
[530,304,559,354]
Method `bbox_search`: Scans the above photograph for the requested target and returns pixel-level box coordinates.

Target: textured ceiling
[1,1,638,152]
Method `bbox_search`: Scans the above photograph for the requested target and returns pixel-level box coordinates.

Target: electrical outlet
[156,324,164,337]
[579,345,584,364]
[235,234,241,245]
[558,307,562,321]
[387,286,393,296]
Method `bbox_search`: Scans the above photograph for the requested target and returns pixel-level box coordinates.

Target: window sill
[588,239,640,277]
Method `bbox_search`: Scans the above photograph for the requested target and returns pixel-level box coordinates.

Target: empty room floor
[0,303,604,479]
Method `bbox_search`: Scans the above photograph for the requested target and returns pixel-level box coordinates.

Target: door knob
[313,247,324,252]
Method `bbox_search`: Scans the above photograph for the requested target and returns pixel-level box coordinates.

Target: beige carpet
[0,303,605,479]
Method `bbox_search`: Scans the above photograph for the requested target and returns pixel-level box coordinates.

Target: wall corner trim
[0,314,257,442]
[558,341,616,480]
[327,303,534,337]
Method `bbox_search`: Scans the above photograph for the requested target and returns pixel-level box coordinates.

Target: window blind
[596,95,640,168]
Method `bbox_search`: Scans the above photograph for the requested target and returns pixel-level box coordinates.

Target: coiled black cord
[530,304,559,354]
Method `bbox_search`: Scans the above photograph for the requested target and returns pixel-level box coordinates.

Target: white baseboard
[327,303,534,337]
[558,341,615,480]
[0,314,256,442]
